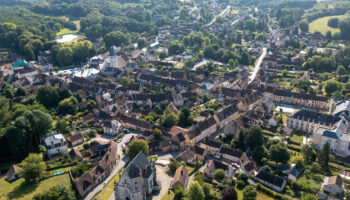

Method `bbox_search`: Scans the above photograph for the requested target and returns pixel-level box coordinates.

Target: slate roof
[290,109,341,126]
[256,170,285,187]
[202,137,222,149]
[176,148,196,162]
[125,151,151,179]
[220,147,244,158]
[197,116,217,132]
[69,133,83,143]
[216,104,238,121]
[194,145,205,156]
[207,160,229,171]
[262,86,328,102]
[323,130,339,139]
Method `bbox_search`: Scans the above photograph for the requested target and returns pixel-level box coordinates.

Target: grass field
[309,15,347,35]
[94,168,124,200]
[160,190,175,200]
[256,191,274,200]
[290,134,303,144]
[0,173,72,200]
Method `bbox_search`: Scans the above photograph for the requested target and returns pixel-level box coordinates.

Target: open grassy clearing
[0,173,72,200]
[256,191,274,200]
[309,15,347,35]
[160,190,175,200]
[290,134,303,144]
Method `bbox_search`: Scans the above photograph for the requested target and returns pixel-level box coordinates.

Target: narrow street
[248,47,267,84]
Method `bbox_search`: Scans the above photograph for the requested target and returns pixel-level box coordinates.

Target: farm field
[309,15,347,35]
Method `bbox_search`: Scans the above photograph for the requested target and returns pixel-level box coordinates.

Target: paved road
[84,133,136,200]
[152,165,174,200]
[248,47,267,84]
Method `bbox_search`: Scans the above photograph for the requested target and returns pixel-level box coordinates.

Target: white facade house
[103,120,122,135]
[44,134,68,158]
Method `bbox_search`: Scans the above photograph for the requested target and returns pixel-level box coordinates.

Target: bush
[237,180,246,189]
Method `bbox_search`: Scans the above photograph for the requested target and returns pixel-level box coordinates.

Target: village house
[44,134,68,158]
[187,116,218,145]
[170,165,189,189]
[5,164,23,182]
[214,104,239,129]
[322,176,344,196]
[204,159,234,179]
[220,147,250,166]
[103,120,122,135]
[200,137,222,155]
[117,113,153,133]
[69,148,83,162]
[255,170,287,192]
[68,133,84,146]
[114,151,159,200]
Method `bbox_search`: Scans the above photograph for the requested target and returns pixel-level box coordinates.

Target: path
[248,47,267,84]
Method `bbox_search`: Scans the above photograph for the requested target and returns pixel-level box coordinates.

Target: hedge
[256,184,292,200]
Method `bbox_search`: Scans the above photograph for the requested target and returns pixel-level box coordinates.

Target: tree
[33,185,76,200]
[295,79,311,93]
[301,144,314,164]
[339,17,350,40]
[269,143,290,164]
[203,46,214,59]
[56,118,70,134]
[21,153,46,182]
[221,187,237,200]
[5,110,52,159]
[36,85,59,108]
[214,169,225,180]
[15,87,27,97]
[58,97,78,115]
[168,158,180,173]
[337,65,346,76]
[187,181,205,200]
[318,142,330,170]
[328,18,339,28]
[252,146,268,165]
[162,113,177,128]
[128,139,149,160]
[299,20,309,33]
[104,31,128,48]
[324,80,340,96]
[178,107,193,128]
[2,84,14,99]
[237,130,246,150]
[86,100,96,111]
[168,43,183,55]
[174,185,186,200]
[137,38,146,48]
[325,31,332,41]
[245,127,264,150]
[153,128,162,140]
[51,45,74,66]
[243,186,257,200]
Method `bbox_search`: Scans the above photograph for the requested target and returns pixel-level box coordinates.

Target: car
[123,129,130,133]
[117,138,122,143]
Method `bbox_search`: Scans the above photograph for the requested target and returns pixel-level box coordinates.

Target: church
[114,151,160,200]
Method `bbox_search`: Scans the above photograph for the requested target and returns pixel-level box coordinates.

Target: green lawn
[0,173,72,200]
[290,135,303,144]
[94,168,124,200]
[256,191,274,200]
[161,190,175,200]
[185,166,195,174]
[235,186,243,200]
[309,15,348,35]
[174,62,184,69]
[56,28,78,37]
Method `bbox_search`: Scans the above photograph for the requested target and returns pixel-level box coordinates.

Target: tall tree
[187,181,205,200]
[36,85,59,108]
[245,127,264,150]
[269,143,290,164]
[128,139,149,160]
[301,144,314,164]
[178,107,193,128]
[243,186,257,200]
[21,153,46,182]
[318,142,330,170]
